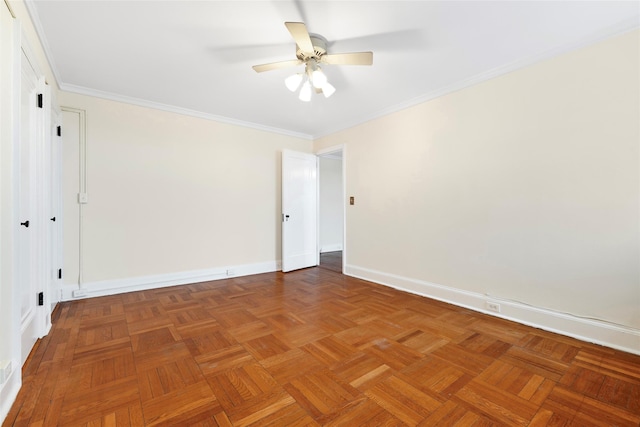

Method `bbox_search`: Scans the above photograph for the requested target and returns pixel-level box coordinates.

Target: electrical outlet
[486,301,501,313]
[72,289,88,298]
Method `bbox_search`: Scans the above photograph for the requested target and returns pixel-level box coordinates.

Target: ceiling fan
[252,22,373,101]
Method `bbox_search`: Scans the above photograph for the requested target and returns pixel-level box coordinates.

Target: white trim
[23,0,62,86]
[316,146,343,157]
[19,23,42,78]
[0,367,20,424]
[313,17,640,139]
[345,264,640,356]
[60,107,86,288]
[340,146,346,274]
[315,155,320,267]
[316,144,346,274]
[320,244,343,253]
[60,83,313,141]
[49,108,63,309]
[321,153,342,160]
[60,260,281,301]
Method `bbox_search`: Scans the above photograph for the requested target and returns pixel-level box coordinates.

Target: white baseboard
[345,264,640,356]
[0,364,20,425]
[60,260,282,301]
[320,244,343,253]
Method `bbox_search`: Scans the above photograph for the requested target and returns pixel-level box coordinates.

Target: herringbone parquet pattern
[4,267,640,426]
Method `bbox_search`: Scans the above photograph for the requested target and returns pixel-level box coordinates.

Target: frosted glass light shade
[311,69,327,89]
[299,81,312,102]
[322,82,336,98]
[285,74,303,92]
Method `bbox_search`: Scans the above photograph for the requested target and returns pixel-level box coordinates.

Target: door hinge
[58,268,62,279]
[37,93,43,108]
[57,126,61,137]
[38,292,44,306]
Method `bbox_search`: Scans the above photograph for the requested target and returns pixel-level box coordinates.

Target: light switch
[349,196,354,205]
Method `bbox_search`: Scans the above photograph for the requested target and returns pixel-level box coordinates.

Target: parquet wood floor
[4,268,640,426]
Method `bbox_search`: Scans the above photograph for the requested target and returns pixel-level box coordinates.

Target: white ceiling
[26,1,639,139]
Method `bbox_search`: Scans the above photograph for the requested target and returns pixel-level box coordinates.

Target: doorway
[317,147,344,273]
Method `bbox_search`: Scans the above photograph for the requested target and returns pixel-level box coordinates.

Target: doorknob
[50,217,56,222]
[20,220,29,228]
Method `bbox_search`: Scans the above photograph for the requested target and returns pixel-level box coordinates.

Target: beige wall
[59,92,312,284]
[316,30,640,330]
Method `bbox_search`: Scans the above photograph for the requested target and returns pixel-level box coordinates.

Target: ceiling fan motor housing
[296,35,327,60]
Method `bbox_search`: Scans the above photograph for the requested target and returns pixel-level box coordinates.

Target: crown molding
[22,0,638,142]
[23,0,63,88]
[60,83,313,140]
[313,17,640,140]
[23,0,312,140]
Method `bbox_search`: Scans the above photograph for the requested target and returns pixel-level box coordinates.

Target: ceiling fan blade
[252,59,303,73]
[285,22,314,55]
[321,52,373,66]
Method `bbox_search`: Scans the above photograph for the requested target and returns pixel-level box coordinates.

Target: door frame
[316,144,346,274]
[49,103,63,314]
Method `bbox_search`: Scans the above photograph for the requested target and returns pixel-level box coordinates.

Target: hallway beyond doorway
[319,251,342,273]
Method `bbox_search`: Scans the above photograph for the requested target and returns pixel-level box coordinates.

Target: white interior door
[19,50,39,364]
[282,150,317,272]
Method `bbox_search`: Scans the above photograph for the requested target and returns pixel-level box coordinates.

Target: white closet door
[19,50,39,364]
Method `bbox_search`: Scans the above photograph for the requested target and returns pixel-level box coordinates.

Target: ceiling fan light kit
[285,73,303,92]
[299,80,313,102]
[311,68,327,89]
[321,82,336,98]
[253,22,373,102]
[286,59,334,102]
